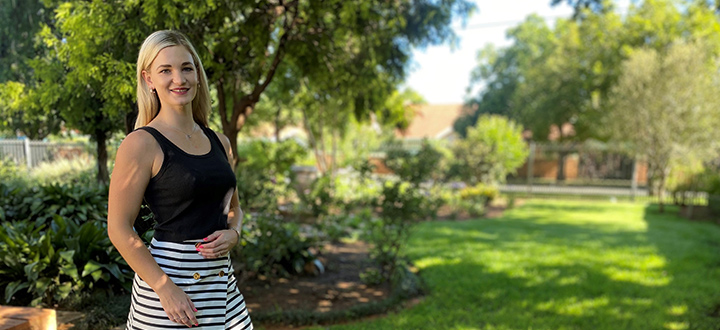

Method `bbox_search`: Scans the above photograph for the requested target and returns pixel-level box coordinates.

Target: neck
[154,106,196,131]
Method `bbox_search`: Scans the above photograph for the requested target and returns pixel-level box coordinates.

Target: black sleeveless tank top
[136,125,237,242]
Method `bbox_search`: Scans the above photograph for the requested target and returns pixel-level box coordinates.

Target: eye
[160,69,170,74]
[183,67,194,72]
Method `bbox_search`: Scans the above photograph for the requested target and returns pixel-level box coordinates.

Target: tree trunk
[301,106,326,174]
[275,105,282,142]
[215,9,295,169]
[227,127,239,166]
[657,166,670,213]
[316,106,328,173]
[331,128,338,175]
[95,129,109,184]
[556,150,568,182]
[658,177,666,213]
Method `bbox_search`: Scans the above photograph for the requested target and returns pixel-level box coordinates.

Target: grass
[293,200,720,330]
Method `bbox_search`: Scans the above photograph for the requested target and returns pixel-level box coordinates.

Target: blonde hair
[135,30,211,129]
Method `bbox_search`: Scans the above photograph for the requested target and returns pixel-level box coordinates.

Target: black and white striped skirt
[126,238,253,329]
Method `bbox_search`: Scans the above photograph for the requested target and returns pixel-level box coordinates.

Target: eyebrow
[156,62,194,69]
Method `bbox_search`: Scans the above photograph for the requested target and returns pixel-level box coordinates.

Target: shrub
[0,157,22,183]
[0,181,108,227]
[362,181,432,282]
[449,115,528,185]
[29,156,96,186]
[316,208,373,243]
[384,139,445,186]
[233,213,320,282]
[333,164,383,213]
[235,139,307,212]
[667,167,720,206]
[0,217,131,306]
[460,183,499,205]
[296,174,335,219]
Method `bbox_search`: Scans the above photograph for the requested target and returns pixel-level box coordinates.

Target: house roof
[396,104,467,139]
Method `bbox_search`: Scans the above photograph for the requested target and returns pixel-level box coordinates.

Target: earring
[151,88,156,94]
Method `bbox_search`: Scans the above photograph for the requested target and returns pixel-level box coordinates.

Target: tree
[461,13,621,181]
[553,0,720,16]
[605,41,720,212]
[451,115,528,185]
[0,0,53,83]
[550,0,616,17]
[0,0,61,139]
[163,0,476,166]
[461,0,720,181]
[35,2,139,183]
[5,1,474,183]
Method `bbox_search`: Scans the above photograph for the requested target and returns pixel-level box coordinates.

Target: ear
[141,70,154,90]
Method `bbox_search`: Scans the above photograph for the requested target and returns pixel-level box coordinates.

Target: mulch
[241,240,392,315]
[241,201,511,329]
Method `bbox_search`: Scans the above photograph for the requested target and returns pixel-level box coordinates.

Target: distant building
[395,103,467,142]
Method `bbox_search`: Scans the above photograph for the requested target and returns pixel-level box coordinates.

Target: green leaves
[605,40,720,196]
[384,139,446,186]
[4,281,29,304]
[0,177,131,306]
[82,260,107,282]
[451,115,528,185]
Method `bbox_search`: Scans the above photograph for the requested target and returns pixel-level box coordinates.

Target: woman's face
[143,45,198,110]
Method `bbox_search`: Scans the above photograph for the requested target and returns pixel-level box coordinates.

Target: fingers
[169,311,196,327]
[181,304,199,327]
[197,246,229,258]
[161,287,198,327]
[203,231,222,243]
[197,231,232,259]
[168,300,198,327]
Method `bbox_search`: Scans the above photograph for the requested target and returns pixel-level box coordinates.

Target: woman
[108,30,253,329]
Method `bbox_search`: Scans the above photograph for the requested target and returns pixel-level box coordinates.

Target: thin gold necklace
[157,121,198,139]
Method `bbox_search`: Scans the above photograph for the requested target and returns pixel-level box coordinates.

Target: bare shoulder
[116,129,159,162]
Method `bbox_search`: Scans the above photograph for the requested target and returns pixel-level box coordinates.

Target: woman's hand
[197,229,239,259]
[156,282,198,327]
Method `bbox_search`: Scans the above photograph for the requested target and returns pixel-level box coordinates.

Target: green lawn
[307,200,720,330]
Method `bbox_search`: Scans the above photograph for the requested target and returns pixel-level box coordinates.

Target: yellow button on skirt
[125,238,253,330]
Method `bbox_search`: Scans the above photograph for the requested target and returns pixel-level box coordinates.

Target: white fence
[0,139,86,168]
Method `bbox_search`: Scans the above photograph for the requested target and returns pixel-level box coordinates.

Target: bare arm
[221,133,244,239]
[197,131,243,258]
[107,131,198,327]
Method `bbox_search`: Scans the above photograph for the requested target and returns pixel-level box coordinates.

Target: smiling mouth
[170,88,190,94]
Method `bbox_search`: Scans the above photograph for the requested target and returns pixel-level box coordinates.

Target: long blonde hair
[135,30,211,129]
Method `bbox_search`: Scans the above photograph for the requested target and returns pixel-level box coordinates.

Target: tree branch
[248,0,298,104]
[217,78,228,131]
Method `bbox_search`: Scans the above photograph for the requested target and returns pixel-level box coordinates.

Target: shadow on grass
[394,201,720,330]
[642,203,720,330]
[415,261,650,329]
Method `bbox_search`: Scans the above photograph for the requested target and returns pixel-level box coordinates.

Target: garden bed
[242,240,392,316]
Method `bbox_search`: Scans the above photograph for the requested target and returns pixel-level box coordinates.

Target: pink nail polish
[203,237,207,241]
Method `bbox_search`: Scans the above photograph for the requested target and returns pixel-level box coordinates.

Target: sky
[404,0,578,105]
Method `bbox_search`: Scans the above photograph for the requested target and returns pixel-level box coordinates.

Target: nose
[172,70,186,85]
